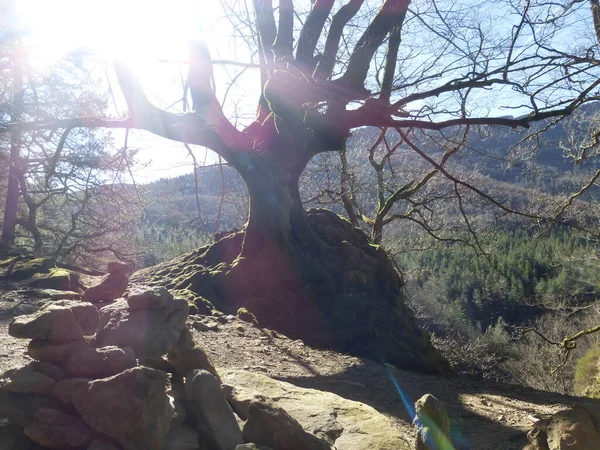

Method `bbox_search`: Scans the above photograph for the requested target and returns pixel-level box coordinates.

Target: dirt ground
[2,285,600,450]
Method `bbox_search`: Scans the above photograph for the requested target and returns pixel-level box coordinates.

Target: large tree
[5,0,600,372]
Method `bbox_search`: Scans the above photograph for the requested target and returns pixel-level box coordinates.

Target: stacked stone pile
[0,285,334,450]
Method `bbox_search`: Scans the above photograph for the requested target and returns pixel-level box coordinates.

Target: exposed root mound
[132,209,452,375]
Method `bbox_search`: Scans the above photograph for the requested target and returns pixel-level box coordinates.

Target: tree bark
[0,43,24,255]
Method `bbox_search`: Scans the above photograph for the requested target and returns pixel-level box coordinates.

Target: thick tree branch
[253,0,277,67]
[315,0,364,80]
[296,0,335,70]
[274,0,294,60]
[379,21,402,104]
[336,0,410,95]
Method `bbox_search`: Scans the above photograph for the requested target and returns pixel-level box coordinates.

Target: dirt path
[2,290,600,449]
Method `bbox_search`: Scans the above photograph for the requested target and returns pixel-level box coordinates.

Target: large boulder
[95,288,188,359]
[221,369,409,450]
[165,426,200,450]
[9,301,98,340]
[243,400,331,450]
[546,408,600,450]
[184,370,243,450]
[131,210,451,374]
[72,366,173,450]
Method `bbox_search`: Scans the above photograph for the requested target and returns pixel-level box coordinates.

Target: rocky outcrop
[131,210,451,375]
[221,369,409,450]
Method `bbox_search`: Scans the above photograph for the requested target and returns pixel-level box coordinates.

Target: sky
[8,0,599,182]
[12,0,261,182]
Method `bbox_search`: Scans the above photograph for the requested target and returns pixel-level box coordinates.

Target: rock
[95,297,188,359]
[72,366,173,450]
[221,369,408,449]
[0,421,45,450]
[9,301,98,339]
[243,399,331,450]
[237,308,258,326]
[0,363,58,395]
[107,262,130,274]
[28,268,72,291]
[413,394,452,450]
[52,300,99,334]
[87,437,122,450]
[165,426,199,450]
[527,418,550,450]
[28,338,89,363]
[235,445,274,450]
[167,327,220,382]
[25,289,81,301]
[546,407,600,450]
[192,320,219,332]
[83,273,128,303]
[23,408,97,448]
[10,258,56,280]
[64,346,136,378]
[28,362,68,381]
[184,369,243,450]
[0,390,69,428]
[168,383,187,430]
[126,285,170,310]
[52,378,92,406]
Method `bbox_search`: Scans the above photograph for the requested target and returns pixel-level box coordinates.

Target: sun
[15,0,219,74]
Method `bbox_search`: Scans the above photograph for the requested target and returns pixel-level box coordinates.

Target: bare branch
[315,0,364,80]
[336,0,410,95]
[274,0,294,60]
[296,0,335,69]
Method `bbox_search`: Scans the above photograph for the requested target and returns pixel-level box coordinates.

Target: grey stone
[9,301,98,340]
[0,390,69,428]
[168,383,187,430]
[87,437,122,450]
[222,369,407,450]
[184,370,243,450]
[243,400,331,450]
[83,273,128,303]
[546,407,600,450]
[52,378,93,406]
[0,363,58,395]
[165,426,199,450]
[28,339,89,364]
[95,297,188,359]
[24,408,97,448]
[127,285,170,310]
[0,421,45,450]
[72,366,173,450]
[64,346,136,378]
[413,394,452,450]
[107,262,130,274]
[168,327,220,382]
